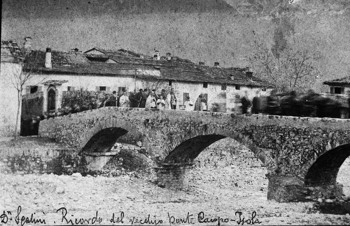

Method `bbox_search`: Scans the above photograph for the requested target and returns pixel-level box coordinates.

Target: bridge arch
[305,143,350,186]
[164,133,270,166]
[80,120,143,154]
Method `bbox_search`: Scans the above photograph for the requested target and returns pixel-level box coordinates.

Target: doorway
[47,86,56,112]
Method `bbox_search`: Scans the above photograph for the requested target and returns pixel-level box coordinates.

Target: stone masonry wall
[39,107,350,181]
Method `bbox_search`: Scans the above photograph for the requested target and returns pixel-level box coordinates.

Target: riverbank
[0,137,349,225]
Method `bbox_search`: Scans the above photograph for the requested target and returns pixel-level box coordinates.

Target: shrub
[61,90,108,115]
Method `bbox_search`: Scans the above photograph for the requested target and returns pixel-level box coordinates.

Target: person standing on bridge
[128,90,139,107]
[96,92,106,108]
[134,89,143,108]
[119,91,130,107]
[266,89,280,115]
[201,97,208,111]
[184,96,194,111]
[139,89,148,108]
[241,91,252,114]
[146,91,157,109]
[252,90,262,114]
[157,95,166,110]
[166,88,177,110]
[105,92,117,107]
[112,91,118,106]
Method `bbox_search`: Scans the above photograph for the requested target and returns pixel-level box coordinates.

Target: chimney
[199,61,205,66]
[23,37,32,52]
[45,48,52,69]
[214,62,220,68]
[153,49,160,61]
[69,48,81,54]
[166,52,172,61]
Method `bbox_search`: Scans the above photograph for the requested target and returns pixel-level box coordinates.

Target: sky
[1,0,231,49]
[1,0,289,52]
[2,0,350,91]
[3,0,348,70]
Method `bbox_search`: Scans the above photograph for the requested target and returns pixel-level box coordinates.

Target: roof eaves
[323,76,350,85]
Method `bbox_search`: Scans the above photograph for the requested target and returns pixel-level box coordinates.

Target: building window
[203,82,208,88]
[118,87,126,94]
[30,86,38,94]
[331,86,344,94]
[169,80,172,86]
[235,85,240,90]
[221,84,227,91]
[183,93,189,104]
[67,86,75,91]
[99,86,107,91]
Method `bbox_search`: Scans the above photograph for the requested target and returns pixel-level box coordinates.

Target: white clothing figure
[184,97,194,111]
[119,92,130,107]
[146,94,157,109]
[157,98,166,110]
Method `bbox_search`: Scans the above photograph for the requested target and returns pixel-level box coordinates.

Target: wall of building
[26,73,271,113]
[0,62,22,137]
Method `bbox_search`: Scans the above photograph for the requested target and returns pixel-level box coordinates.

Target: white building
[0,41,22,137]
[324,76,350,96]
[23,47,272,115]
[323,76,350,118]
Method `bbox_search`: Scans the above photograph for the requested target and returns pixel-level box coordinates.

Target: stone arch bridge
[39,107,350,202]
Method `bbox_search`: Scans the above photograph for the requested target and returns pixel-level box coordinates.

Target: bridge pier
[154,163,193,189]
[267,175,344,202]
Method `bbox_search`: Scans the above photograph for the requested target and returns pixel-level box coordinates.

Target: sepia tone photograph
[1,0,350,225]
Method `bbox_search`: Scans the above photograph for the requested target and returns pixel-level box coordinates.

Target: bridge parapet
[40,107,350,136]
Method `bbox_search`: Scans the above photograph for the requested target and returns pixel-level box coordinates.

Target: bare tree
[247,31,321,92]
[8,49,43,139]
[280,46,321,90]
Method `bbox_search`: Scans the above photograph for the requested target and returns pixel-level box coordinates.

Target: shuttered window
[96,86,110,92]
[67,86,75,91]
[330,86,344,94]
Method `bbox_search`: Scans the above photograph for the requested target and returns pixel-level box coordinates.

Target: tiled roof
[324,76,350,86]
[1,40,23,63]
[85,47,153,60]
[24,48,274,88]
[24,50,89,67]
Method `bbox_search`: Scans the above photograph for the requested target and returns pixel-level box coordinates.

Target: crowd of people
[95,88,210,112]
[31,87,350,123]
[58,87,349,118]
[239,89,350,119]
[21,88,350,136]
[99,88,178,110]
